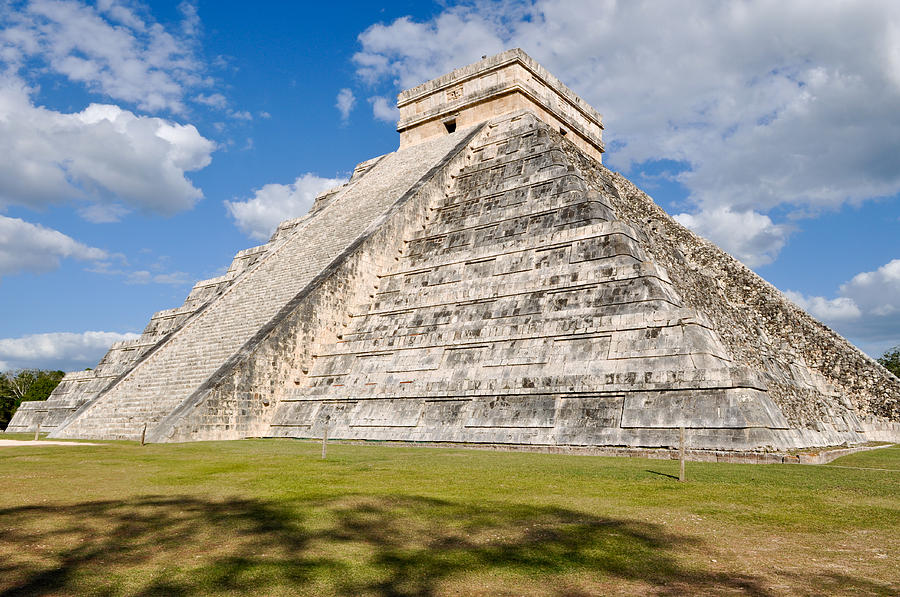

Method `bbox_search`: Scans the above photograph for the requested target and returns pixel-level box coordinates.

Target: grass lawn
[0,438,897,596]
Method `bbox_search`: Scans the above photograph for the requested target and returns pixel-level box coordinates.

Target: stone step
[52,129,475,440]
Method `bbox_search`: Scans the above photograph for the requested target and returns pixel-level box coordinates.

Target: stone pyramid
[11,49,899,453]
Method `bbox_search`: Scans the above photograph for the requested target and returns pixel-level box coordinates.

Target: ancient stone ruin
[9,49,899,455]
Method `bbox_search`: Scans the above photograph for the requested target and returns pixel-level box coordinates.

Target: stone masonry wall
[148,126,485,442]
[262,113,866,451]
[562,140,900,426]
[52,130,473,441]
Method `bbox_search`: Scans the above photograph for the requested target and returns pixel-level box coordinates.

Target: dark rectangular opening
[444,119,457,133]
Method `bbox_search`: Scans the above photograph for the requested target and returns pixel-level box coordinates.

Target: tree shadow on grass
[0,494,888,596]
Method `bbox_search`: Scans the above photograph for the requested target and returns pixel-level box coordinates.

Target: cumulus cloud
[844,260,900,316]
[673,208,792,267]
[0,0,204,113]
[784,291,862,322]
[0,2,221,219]
[335,88,355,122]
[0,330,140,371]
[225,173,347,240]
[355,13,508,87]
[0,215,107,278]
[353,0,900,266]
[0,78,216,218]
[0,214,191,284]
[786,259,900,356]
[369,95,399,124]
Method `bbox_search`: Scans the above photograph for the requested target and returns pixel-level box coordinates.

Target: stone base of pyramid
[10,50,896,455]
[259,391,885,453]
[257,437,896,465]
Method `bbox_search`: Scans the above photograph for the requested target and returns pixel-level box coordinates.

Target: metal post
[321,425,328,459]
[140,423,147,446]
[679,426,686,482]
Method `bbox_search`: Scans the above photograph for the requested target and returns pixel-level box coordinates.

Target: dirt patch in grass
[0,440,101,447]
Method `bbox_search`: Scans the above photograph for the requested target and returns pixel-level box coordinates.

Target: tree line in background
[879,346,900,379]
[0,369,65,430]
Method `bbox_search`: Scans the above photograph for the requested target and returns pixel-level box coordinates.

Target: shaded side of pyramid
[261,111,898,451]
[18,48,896,451]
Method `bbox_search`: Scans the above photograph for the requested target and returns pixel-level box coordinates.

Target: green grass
[825,444,900,470]
[1,432,50,440]
[0,439,897,596]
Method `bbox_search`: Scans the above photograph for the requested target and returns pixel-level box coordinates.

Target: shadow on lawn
[645,470,680,481]
[0,494,888,596]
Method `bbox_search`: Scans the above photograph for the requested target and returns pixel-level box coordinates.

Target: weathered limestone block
[49,126,481,441]
[18,49,895,453]
[268,110,896,450]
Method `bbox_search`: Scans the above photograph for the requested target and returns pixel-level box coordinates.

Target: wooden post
[140,423,147,446]
[679,426,686,482]
[321,425,328,459]
[34,419,41,441]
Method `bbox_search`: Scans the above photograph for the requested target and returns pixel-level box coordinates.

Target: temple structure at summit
[9,49,899,456]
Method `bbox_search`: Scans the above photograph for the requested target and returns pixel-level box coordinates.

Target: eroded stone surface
[44,128,477,442]
[264,112,899,451]
[11,50,897,452]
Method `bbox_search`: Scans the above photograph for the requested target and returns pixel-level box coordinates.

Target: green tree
[0,375,14,430]
[877,346,900,379]
[0,369,65,430]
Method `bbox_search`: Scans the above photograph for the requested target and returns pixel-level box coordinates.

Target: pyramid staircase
[9,49,896,452]
[39,128,479,440]
[267,112,887,451]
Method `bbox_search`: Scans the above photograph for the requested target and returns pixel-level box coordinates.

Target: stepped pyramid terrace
[9,49,899,456]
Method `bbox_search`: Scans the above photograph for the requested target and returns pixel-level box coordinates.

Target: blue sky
[0,0,898,371]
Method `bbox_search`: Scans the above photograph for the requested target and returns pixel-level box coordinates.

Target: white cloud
[784,291,862,322]
[1,0,204,113]
[125,269,189,285]
[195,95,254,122]
[178,1,200,38]
[673,207,791,267]
[78,203,131,223]
[229,110,252,121]
[369,95,399,124]
[0,330,140,371]
[0,2,223,217]
[84,251,193,286]
[841,259,900,318]
[354,0,900,266]
[354,13,508,87]
[224,173,348,240]
[336,88,355,122]
[194,92,227,109]
[786,258,900,356]
[0,215,107,278]
[0,78,216,217]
